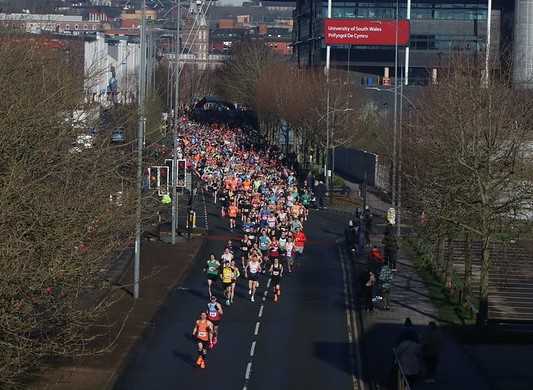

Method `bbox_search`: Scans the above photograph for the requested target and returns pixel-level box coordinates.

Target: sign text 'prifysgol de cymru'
[324,19,410,46]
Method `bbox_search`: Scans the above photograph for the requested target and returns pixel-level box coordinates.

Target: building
[84,32,141,105]
[289,0,518,84]
[0,13,105,34]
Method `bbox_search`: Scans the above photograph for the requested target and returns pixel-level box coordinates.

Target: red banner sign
[324,19,410,46]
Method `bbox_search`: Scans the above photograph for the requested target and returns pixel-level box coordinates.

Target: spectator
[395,318,422,385]
[379,263,393,310]
[368,245,385,274]
[306,171,315,189]
[421,322,442,383]
[345,220,358,254]
[315,181,327,209]
[396,336,422,386]
[364,271,376,312]
[363,206,373,244]
[382,227,399,271]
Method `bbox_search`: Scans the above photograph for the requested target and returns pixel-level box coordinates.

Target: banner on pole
[324,19,410,46]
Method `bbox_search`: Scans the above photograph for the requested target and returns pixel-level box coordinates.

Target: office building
[289,0,520,84]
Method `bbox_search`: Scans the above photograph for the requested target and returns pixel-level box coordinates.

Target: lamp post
[324,0,332,190]
[404,0,411,85]
[366,86,416,238]
[172,0,181,245]
[134,0,147,299]
[483,0,492,87]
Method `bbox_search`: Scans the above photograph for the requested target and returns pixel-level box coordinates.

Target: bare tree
[403,56,533,323]
[0,38,159,388]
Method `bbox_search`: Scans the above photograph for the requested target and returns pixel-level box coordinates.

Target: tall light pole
[483,0,492,87]
[134,0,147,299]
[172,0,181,244]
[392,0,399,209]
[404,0,411,85]
[324,0,332,190]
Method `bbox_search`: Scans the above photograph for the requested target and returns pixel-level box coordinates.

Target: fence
[334,147,390,192]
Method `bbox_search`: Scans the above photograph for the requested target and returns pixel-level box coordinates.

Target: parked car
[111,127,126,143]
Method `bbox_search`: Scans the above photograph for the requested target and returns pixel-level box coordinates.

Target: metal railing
[392,347,412,390]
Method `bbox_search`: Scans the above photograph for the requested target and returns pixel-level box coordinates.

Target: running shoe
[251,295,255,302]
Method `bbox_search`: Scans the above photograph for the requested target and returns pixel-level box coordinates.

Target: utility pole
[483,0,492,87]
[392,0,399,211]
[404,0,411,85]
[324,0,332,191]
[171,0,181,244]
[134,0,147,299]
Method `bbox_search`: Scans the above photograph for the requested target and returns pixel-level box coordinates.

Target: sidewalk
[357,199,490,389]
[30,237,206,390]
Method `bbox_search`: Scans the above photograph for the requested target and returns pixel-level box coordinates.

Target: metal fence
[334,147,390,191]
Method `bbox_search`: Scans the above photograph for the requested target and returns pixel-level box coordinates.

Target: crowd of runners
[177,122,309,369]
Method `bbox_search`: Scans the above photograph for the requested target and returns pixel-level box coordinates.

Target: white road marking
[263,290,268,297]
[245,362,252,380]
[250,341,256,357]
[338,246,365,390]
[262,297,266,302]
[266,278,272,288]
[258,305,264,318]
[254,321,260,335]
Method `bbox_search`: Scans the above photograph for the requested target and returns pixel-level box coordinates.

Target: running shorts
[248,273,259,282]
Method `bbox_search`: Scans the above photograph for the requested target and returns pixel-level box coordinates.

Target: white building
[84,33,140,105]
[0,13,103,34]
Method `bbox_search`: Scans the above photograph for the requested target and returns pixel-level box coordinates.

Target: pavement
[113,197,363,390]
[30,237,206,390]
[354,196,491,390]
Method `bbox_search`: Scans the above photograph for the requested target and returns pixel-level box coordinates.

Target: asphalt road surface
[115,203,359,390]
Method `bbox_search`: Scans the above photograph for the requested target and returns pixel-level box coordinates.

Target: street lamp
[483,0,492,87]
[365,86,415,238]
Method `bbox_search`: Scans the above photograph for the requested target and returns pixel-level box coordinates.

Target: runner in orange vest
[228,203,238,231]
[192,312,213,368]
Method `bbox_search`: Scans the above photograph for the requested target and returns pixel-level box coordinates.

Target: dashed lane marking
[250,341,256,357]
[258,305,264,318]
[254,321,260,336]
[245,362,252,380]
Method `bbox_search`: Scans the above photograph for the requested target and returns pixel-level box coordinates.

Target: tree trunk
[444,235,454,289]
[463,230,472,304]
[477,235,492,325]
[432,236,442,271]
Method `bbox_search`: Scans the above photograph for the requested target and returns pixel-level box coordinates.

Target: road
[114,201,360,390]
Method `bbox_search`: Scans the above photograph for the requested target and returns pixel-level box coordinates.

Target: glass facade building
[292,0,513,83]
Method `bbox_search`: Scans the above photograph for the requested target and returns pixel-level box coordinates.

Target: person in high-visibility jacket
[161,193,171,205]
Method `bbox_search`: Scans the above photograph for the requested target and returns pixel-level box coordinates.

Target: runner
[240,235,251,270]
[269,257,284,303]
[294,228,307,268]
[220,260,234,306]
[192,312,213,369]
[228,202,238,231]
[229,259,240,304]
[206,296,223,347]
[245,256,261,302]
[204,253,220,299]
[285,236,295,273]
